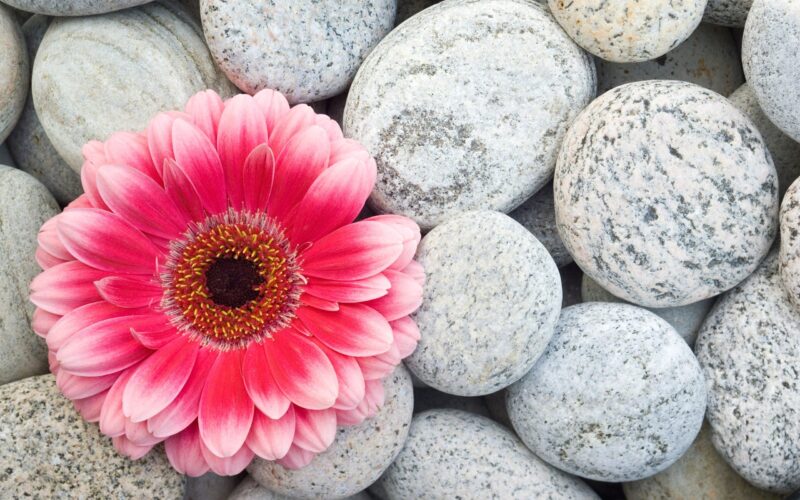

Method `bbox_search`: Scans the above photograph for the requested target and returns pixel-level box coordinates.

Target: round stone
[345,0,596,230]
[596,23,744,96]
[624,422,781,500]
[200,0,395,104]
[8,15,82,206]
[0,166,59,385]
[0,0,152,16]
[507,303,707,482]
[742,0,800,143]
[32,1,235,171]
[379,409,599,499]
[230,476,371,500]
[407,211,562,396]
[0,4,28,144]
[0,375,185,497]
[248,366,413,499]
[547,0,705,63]
[509,182,572,267]
[695,252,800,493]
[781,179,800,308]
[704,0,752,26]
[555,80,778,308]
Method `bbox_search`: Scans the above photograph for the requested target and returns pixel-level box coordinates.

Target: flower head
[30,89,423,476]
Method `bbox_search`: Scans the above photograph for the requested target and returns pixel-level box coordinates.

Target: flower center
[162,211,303,349]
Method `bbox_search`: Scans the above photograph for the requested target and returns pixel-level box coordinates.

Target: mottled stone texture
[704,0,752,26]
[0,0,153,16]
[782,181,800,308]
[0,4,28,144]
[509,182,572,267]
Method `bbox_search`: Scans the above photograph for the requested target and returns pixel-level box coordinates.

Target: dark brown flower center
[205,257,264,308]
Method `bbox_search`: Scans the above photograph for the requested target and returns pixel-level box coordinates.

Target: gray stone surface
[229,476,371,500]
[0,374,185,497]
[507,303,706,482]
[0,166,58,385]
[407,211,562,396]
[379,409,599,499]
[0,4,28,144]
[548,0,705,63]
[413,387,491,417]
[555,80,778,308]
[596,23,744,96]
[742,0,800,143]
[32,1,235,172]
[184,472,242,500]
[201,0,395,104]
[0,0,153,16]
[248,366,413,500]
[345,0,596,230]
[510,182,572,267]
[8,15,82,206]
[704,0,752,27]
[781,179,800,309]
[695,252,800,494]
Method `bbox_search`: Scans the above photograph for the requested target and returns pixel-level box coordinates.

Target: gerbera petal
[268,104,315,157]
[173,119,227,215]
[80,162,109,210]
[402,260,425,287]
[295,304,393,357]
[38,218,70,260]
[146,113,178,179]
[113,435,154,460]
[357,342,401,381]
[242,344,291,419]
[299,294,339,311]
[391,316,421,358]
[253,88,290,132]
[303,274,391,303]
[30,261,107,315]
[277,444,315,469]
[246,406,295,460]
[314,113,344,142]
[36,246,67,270]
[185,90,224,145]
[124,417,162,446]
[315,341,365,411]
[364,214,421,270]
[329,138,370,165]
[269,125,330,220]
[95,275,162,309]
[241,144,275,214]
[82,139,107,166]
[338,378,385,426]
[56,369,117,400]
[46,301,130,351]
[200,441,254,476]
[365,269,424,321]
[130,321,177,350]
[293,407,337,453]
[100,369,136,437]
[32,308,60,338]
[73,389,108,422]
[163,158,206,223]
[104,132,159,182]
[165,423,210,477]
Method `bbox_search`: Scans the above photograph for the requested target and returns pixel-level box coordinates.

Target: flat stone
[0,4,27,143]
[184,472,242,500]
[742,0,800,142]
[413,387,491,417]
[379,409,599,499]
[8,15,82,206]
[555,80,778,308]
[201,0,395,104]
[229,476,371,500]
[32,1,235,172]
[596,23,744,96]
[0,374,185,497]
[509,182,572,267]
[248,366,413,500]
[548,0,705,63]
[0,0,153,16]
[507,303,706,482]
[345,0,596,230]
[0,166,58,385]
[704,0,753,27]
[406,211,562,396]
[695,252,800,494]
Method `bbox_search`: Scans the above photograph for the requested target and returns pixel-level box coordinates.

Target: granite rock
[407,211,562,396]
[704,0,752,27]
[413,387,491,417]
[229,476,371,500]
[0,4,28,144]
[781,179,800,308]
[345,0,596,230]
[509,182,572,267]
[507,303,707,482]
[0,0,153,16]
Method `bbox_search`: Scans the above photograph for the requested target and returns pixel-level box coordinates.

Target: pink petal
[80,162,109,210]
[125,417,162,446]
[30,260,107,315]
[113,435,154,460]
[82,139,107,166]
[147,113,178,179]
[277,444,315,469]
[56,369,117,399]
[130,320,177,350]
[241,144,275,214]
[365,215,421,270]
[36,246,67,270]
[185,90,224,145]
[32,308,60,338]
[46,301,131,351]
[337,378,386,426]
[263,328,338,410]
[242,343,291,419]
[73,389,108,422]
[95,275,162,309]
[329,138,370,165]
[299,294,339,311]
[246,406,295,460]
[201,441,254,476]
[173,119,227,215]
[402,260,425,287]
[100,368,136,437]
[365,269,423,321]
[38,217,71,261]
[253,88,290,134]
[303,274,391,303]
[314,113,344,142]
[357,342,401,381]
[198,350,254,458]
[391,316,421,359]
[165,422,210,477]
[315,341,365,410]
[293,407,337,453]
[65,195,93,210]
[269,125,330,220]
[268,104,315,158]
[104,132,160,182]
[163,158,206,223]
[296,304,393,357]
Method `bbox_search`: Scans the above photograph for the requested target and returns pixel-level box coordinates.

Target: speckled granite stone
[229,476,371,500]
[581,275,714,346]
[781,180,800,308]
[379,409,599,499]
[0,166,58,385]
[742,0,800,143]
[32,1,235,172]
[0,0,153,16]
[407,211,562,396]
[729,83,800,198]
[184,472,242,500]
[0,375,185,497]
[248,367,413,500]
[8,15,81,206]
[201,0,395,104]
[548,0,705,63]
[413,387,491,417]
[0,4,27,144]
[510,182,572,267]
[704,0,752,26]
[555,80,778,308]
[624,422,781,500]
[696,252,800,493]
[345,0,596,230]
[596,23,744,96]
[508,303,706,482]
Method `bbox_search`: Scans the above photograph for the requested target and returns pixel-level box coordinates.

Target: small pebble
[704,0,753,27]
[509,182,572,267]
[0,3,28,143]
[0,0,152,16]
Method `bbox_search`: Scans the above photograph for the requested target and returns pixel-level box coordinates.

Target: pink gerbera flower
[29,89,423,476]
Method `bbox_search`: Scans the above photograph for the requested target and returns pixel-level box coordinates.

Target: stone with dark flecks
[704,0,752,27]
[555,80,778,308]
[407,211,562,396]
[510,182,572,267]
[695,252,800,494]
[781,179,800,308]
[0,0,153,16]
[507,303,706,482]
[345,0,596,230]
[0,4,27,144]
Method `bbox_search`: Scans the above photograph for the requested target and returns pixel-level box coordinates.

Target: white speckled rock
[508,303,707,482]
[581,275,714,346]
[0,166,58,385]
[781,179,800,308]
[248,366,413,500]
[407,211,562,396]
[345,0,596,230]
[704,0,752,26]
[510,182,572,267]
[379,409,599,499]
[185,472,241,500]
[8,15,82,206]
[696,252,800,493]
[596,23,743,96]
[0,375,185,497]
[548,0,706,63]
[32,1,235,172]
[555,80,778,308]
[229,476,371,500]
[742,0,800,143]
[624,422,781,500]
[200,0,395,104]
[0,4,28,144]
[0,0,153,16]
